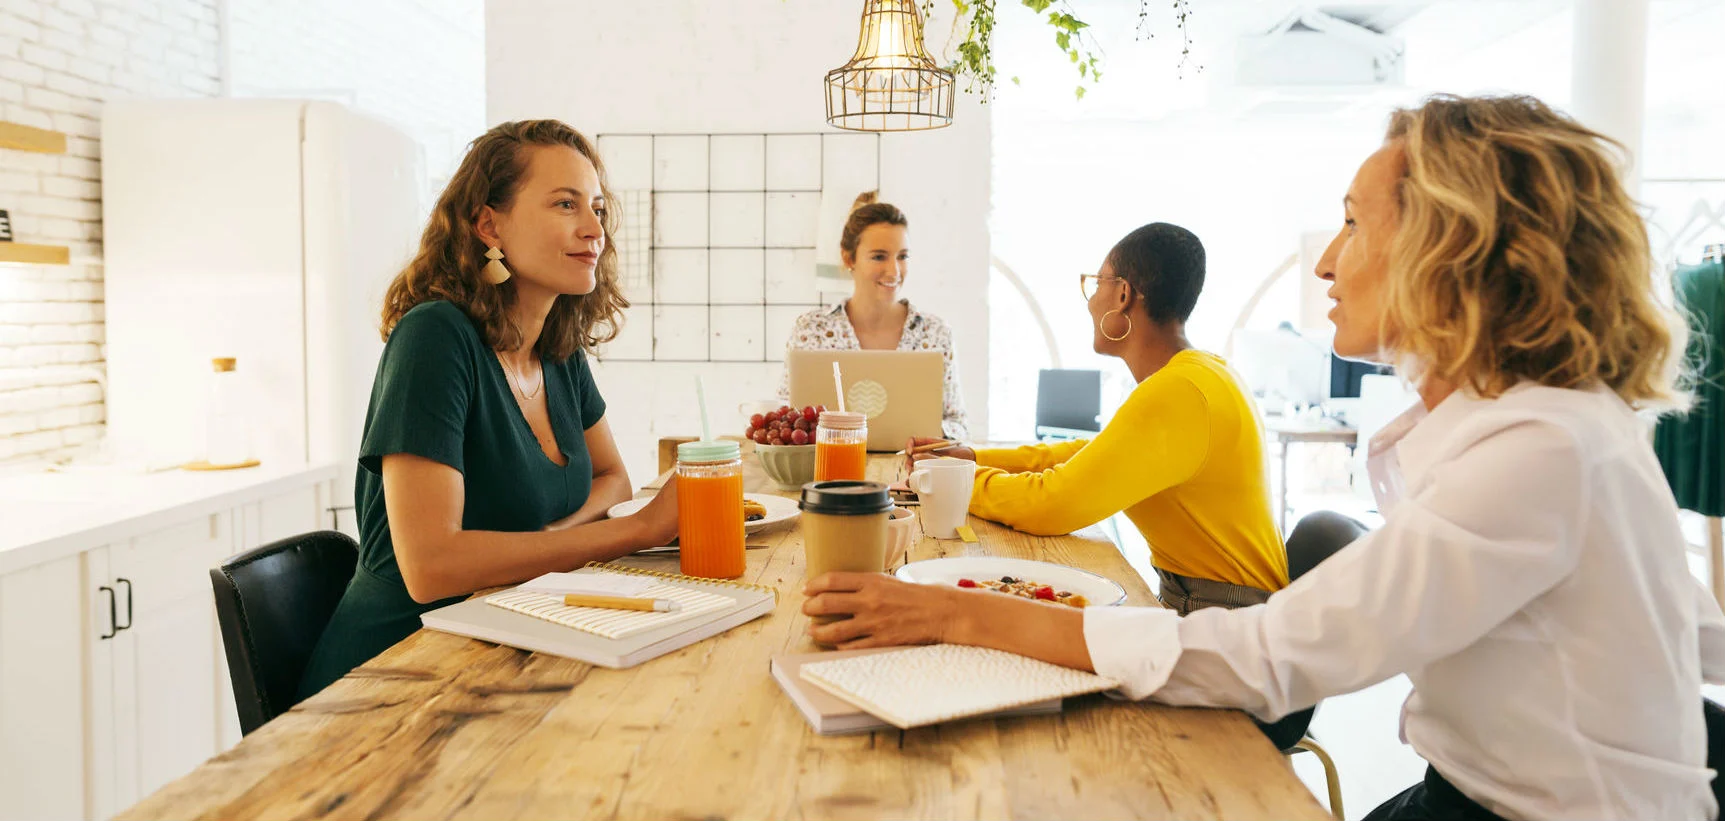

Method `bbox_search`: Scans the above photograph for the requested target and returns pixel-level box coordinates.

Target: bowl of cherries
[747,404,825,491]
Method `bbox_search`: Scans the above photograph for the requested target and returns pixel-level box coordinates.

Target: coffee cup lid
[799,480,892,515]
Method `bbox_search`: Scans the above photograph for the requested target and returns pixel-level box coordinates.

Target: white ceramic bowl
[886,505,917,568]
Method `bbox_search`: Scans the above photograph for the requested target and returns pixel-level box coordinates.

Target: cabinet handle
[115,578,133,631]
[98,585,116,640]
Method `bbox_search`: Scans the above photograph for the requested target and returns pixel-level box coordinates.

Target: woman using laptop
[779,192,970,439]
[912,222,1288,611]
[815,94,1725,819]
[297,121,680,699]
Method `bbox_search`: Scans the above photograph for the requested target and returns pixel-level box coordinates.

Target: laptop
[787,349,944,451]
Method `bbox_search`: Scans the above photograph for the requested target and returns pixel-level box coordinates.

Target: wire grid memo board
[595,132,882,363]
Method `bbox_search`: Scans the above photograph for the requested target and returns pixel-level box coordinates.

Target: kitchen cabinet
[0,464,336,820]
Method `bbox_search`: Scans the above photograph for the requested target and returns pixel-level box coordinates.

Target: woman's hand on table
[803,571,1099,671]
[905,437,976,474]
[803,572,966,648]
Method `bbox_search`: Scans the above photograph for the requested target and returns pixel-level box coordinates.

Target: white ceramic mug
[907,457,976,539]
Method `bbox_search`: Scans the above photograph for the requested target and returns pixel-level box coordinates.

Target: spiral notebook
[421,563,776,669]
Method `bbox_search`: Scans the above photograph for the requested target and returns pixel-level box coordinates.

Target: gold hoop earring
[1101,310,1132,342]
[482,246,511,285]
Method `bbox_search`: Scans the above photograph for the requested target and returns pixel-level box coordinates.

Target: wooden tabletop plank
[119,453,1326,821]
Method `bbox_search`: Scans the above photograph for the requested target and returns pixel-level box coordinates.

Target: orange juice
[814,441,867,482]
[678,472,745,578]
[814,411,869,482]
[675,440,747,579]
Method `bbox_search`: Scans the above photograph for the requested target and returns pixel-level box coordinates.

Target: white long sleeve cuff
[1082,605,1183,700]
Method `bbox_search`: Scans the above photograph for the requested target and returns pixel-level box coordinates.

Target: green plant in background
[927,0,1196,101]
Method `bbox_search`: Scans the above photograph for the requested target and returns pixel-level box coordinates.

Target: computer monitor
[1035,369,1102,440]
[1329,355,1391,399]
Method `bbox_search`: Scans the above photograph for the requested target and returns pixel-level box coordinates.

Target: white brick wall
[0,0,483,465]
[0,0,219,465]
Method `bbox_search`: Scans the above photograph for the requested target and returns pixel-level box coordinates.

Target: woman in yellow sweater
[911,222,1286,610]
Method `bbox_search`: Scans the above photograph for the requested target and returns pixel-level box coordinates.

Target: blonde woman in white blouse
[778,192,969,440]
[803,95,1725,820]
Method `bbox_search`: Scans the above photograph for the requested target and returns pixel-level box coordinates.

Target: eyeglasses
[1079,273,1129,300]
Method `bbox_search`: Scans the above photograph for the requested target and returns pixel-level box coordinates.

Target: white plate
[606,492,800,532]
[894,556,1127,606]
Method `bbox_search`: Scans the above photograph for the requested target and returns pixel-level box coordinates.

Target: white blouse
[777,300,970,440]
[1082,383,1725,820]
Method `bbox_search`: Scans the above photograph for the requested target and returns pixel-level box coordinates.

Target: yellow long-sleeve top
[971,350,1288,592]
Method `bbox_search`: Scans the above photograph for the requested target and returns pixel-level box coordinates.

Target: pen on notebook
[562,593,681,612]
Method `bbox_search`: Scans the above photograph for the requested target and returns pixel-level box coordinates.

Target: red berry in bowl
[750,413,765,429]
[753,430,769,445]
[790,428,809,445]
[1034,586,1056,601]
[957,578,978,588]
[802,406,818,422]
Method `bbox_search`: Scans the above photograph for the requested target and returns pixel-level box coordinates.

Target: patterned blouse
[779,300,971,440]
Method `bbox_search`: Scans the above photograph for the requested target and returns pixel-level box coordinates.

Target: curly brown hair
[1382,94,1686,411]
[380,120,628,361]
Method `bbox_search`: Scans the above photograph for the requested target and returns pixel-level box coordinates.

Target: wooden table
[119,455,1326,821]
[1267,420,1359,534]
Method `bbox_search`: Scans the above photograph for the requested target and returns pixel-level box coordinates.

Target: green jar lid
[677,440,741,463]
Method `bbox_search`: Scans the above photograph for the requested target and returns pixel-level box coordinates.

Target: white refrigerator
[102,99,427,528]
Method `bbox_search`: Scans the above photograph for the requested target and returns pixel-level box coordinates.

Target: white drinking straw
[696,374,712,442]
[832,362,846,413]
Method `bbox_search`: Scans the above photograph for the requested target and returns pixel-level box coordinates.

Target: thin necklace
[497,351,543,400]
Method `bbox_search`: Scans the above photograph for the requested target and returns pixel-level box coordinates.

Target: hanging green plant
[925,0,1196,101]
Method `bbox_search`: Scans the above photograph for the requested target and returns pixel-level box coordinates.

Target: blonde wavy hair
[380,120,627,360]
[1382,94,1686,411]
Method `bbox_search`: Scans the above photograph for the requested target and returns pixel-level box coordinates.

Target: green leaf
[1011,76,1021,85]
[1055,31,1069,49]
[1022,0,1053,12]
[1075,85,1086,100]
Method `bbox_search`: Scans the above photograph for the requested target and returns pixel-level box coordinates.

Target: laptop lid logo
[848,380,890,418]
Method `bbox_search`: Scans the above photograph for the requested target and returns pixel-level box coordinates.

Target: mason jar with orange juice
[675,440,746,579]
[814,411,868,482]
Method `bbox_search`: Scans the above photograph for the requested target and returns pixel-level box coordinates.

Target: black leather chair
[1706,698,1725,818]
[1267,510,1368,819]
[210,530,358,735]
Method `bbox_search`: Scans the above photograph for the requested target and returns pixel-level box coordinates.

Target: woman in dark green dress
[298,121,680,698]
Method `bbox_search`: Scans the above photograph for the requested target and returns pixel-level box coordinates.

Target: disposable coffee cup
[799,480,892,628]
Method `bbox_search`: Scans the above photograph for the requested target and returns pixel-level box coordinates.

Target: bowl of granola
[893,556,1127,607]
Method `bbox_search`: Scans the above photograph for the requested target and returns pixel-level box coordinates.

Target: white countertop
[0,462,342,575]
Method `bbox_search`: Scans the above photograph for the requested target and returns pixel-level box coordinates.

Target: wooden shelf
[0,243,71,265]
[0,122,67,154]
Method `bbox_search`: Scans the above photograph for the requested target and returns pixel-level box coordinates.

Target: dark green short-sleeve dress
[297,300,608,698]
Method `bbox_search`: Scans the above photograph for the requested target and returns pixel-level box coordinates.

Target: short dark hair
[1106,222,1206,324]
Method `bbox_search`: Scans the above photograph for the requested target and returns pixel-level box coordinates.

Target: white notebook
[771,647,1062,735]
[421,563,776,669]
[798,644,1118,729]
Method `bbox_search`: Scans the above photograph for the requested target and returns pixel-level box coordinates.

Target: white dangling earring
[482,246,511,285]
